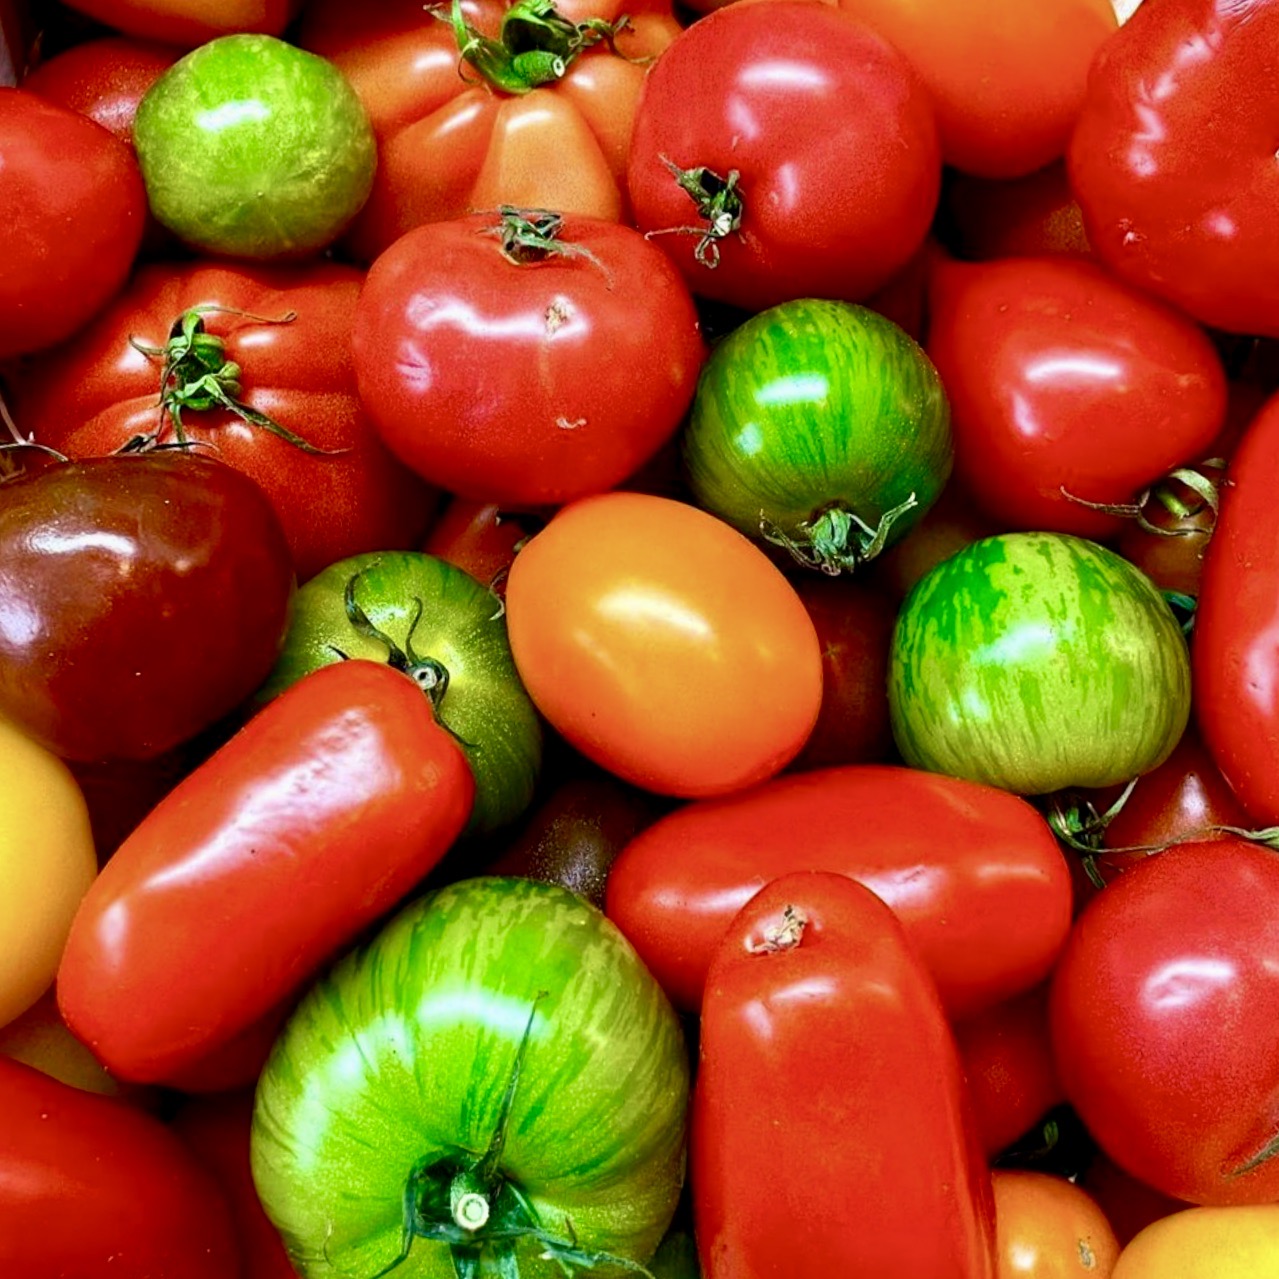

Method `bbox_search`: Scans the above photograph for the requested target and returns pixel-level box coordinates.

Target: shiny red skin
[0,454,293,763]
[353,213,706,507]
[1050,839,1279,1205]
[1069,0,1279,338]
[1195,394,1279,822]
[0,88,145,359]
[927,255,1227,539]
[693,872,996,1278]
[604,764,1073,1019]
[58,0,300,47]
[57,660,475,1084]
[0,1056,242,1278]
[16,261,436,584]
[626,1,941,312]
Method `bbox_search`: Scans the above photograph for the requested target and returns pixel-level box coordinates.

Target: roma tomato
[15,260,436,583]
[693,871,996,1278]
[1111,1206,1279,1278]
[0,88,145,358]
[58,0,300,46]
[991,1170,1120,1279]
[252,877,689,1278]
[505,492,823,798]
[605,764,1072,1018]
[57,660,474,1084]
[627,1,940,311]
[300,0,680,261]
[352,210,705,508]
[926,256,1226,539]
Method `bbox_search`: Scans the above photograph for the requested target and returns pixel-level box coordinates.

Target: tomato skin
[990,1170,1120,1279]
[0,88,145,359]
[926,256,1227,539]
[1050,839,1279,1205]
[627,1,940,311]
[506,493,823,798]
[57,660,475,1084]
[1112,1205,1279,1279]
[1079,1155,1189,1249]
[421,498,541,593]
[693,871,996,1278]
[0,1056,242,1278]
[1069,0,1279,338]
[59,0,300,46]
[943,163,1091,260]
[352,213,705,507]
[605,764,1072,1018]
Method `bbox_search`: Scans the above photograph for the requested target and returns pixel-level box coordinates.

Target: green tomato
[134,34,376,259]
[889,532,1191,794]
[251,877,690,1279]
[683,298,952,575]
[257,551,541,835]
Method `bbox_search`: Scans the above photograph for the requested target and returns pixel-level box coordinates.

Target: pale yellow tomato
[1113,1206,1279,1279]
[0,716,96,1028]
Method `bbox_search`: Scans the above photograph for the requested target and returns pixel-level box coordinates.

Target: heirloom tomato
[58,0,300,46]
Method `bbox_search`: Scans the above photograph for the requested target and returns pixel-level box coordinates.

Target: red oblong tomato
[58,0,301,46]
[605,764,1073,1018]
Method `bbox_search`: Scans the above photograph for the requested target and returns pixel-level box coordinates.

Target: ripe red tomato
[58,0,300,46]
[420,497,542,593]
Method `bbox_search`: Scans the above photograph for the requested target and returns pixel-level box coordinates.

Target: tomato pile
[5,0,1279,1275]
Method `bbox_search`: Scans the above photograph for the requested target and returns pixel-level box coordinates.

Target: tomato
[627,1,940,312]
[943,163,1091,260]
[1069,0,1279,338]
[684,298,952,573]
[15,260,436,583]
[605,764,1072,1018]
[0,1056,241,1278]
[1112,1206,1279,1279]
[692,871,996,1277]
[926,256,1226,540]
[890,533,1191,794]
[1079,1155,1189,1249]
[57,660,474,1084]
[134,34,376,259]
[0,454,294,763]
[421,498,543,594]
[0,89,145,359]
[257,551,542,835]
[352,210,705,507]
[991,1170,1120,1279]
[300,0,680,261]
[252,876,689,1277]
[505,492,823,797]
[1050,839,1279,1205]
[58,0,300,46]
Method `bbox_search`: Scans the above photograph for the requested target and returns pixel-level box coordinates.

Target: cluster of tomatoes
[4,0,1279,1275]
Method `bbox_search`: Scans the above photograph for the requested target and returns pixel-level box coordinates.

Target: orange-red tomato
[993,1170,1121,1279]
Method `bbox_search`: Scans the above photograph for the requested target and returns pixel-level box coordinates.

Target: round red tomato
[626,0,940,312]
[352,211,706,507]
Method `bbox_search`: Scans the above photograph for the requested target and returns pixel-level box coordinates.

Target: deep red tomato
[627,0,940,312]
[420,497,542,594]
[1050,839,1279,1205]
[0,88,145,359]
[943,162,1091,261]
[1069,0,1279,338]
[605,764,1073,1018]
[57,0,300,46]
[1078,1154,1190,1249]
[14,260,436,583]
[57,660,474,1084]
[352,211,705,507]
[299,0,680,261]
[926,255,1226,539]
[693,871,996,1278]
[0,1056,242,1277]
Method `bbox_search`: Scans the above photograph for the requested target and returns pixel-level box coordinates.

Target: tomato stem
[745,904,808,954]
[479,206,612,282]
[645,157,744,269]
[761,493,918,575]
[1058,459,1222,538]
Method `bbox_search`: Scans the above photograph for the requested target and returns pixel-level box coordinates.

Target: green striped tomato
[683,298,952,574]
[251,877,689,1279]
[889,532,1190,794]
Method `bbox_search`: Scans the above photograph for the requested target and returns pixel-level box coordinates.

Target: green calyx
[480,206,610,281]
[761,493,918,576]
[645,158,744,269]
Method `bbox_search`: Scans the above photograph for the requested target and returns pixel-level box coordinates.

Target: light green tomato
[134,34,376,259]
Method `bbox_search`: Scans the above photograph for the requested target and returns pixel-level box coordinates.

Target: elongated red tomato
[605,764,1072,1017]
[693,872,996,1278]
[57,660,474,1084]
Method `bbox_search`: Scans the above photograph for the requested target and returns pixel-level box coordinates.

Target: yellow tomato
[1113,1206,1279,1278]
[0,716,96,1028]
[994,1169,1120,1278]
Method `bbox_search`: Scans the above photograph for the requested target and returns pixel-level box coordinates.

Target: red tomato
[944,163,1091,261]
[420,497,543,592]
[58,0,300,46]
[626,0,940,311]
[505,492,823,798]
[926,256,1226,539]
[57,660,475,1084]
[0,1056,242,1277]
[1069,0,1279,338]
[14,260,436,583]
[352,212,705,507]
[693,871,997,1278]
[605,764,1073,1017]
[1050,839,1279,1205]
[1079,1154,1190,1250]
[0,88,145,359]
[299,0,679,261]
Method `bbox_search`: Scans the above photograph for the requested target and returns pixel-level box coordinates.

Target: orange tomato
[1113,1206,1279,1278]
[993,1169,1121,1279]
